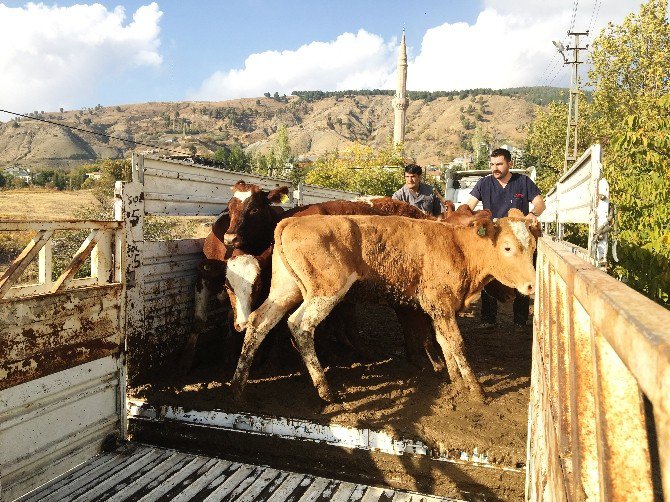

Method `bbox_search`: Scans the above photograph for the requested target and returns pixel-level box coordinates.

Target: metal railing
[527,237,669,500]
[0,220,122,300]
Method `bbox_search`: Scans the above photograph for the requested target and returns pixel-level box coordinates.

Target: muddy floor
[130,298,533,471]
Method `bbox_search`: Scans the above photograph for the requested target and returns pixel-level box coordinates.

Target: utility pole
[556,31,589,172]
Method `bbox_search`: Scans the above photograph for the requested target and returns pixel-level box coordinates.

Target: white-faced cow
[231,209,539,403]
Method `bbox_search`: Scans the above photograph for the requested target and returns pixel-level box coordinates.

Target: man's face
[404,172,421,190]
[490,155,512,179]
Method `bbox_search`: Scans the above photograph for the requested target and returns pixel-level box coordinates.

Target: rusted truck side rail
[527,237,669,500]
[0,219,125,501]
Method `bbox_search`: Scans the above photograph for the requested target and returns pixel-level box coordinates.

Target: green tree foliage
[291,86,572,105]
[524,0,670,305]
[589,0,670,305]
[32,169,68,190]
[305,142,405,196]
[68,163,103,189]
[524,101,597,193]
[212,144,252,172]
[73,158,132,213]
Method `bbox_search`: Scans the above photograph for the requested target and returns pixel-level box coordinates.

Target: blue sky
[0,0,650,118]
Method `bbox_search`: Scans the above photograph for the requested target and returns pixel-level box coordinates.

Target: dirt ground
[130,298,533,472]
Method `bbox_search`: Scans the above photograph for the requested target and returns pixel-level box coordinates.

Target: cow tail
[274,218,308,296]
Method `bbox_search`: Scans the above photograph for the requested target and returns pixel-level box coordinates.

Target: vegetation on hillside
[524,0,670,306]
[292,86,572,105]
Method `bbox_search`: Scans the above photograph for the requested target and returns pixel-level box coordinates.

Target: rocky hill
[0,90,550,170]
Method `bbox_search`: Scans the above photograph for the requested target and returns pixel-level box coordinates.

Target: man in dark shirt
[392,164,443,216]
[467,148,545,330]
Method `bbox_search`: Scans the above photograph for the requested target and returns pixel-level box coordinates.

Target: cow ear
[267,186,289,204]
[526,219,542,239]
[474,218,495,237]
[507,208,524,218]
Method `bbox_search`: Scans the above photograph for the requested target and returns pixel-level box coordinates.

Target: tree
[523,0,670,305]
[305,141,405,196]
[588,0,670,305]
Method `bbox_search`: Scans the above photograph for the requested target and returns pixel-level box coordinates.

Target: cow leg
[231,285,301,400]
[287,296,345,403]
[394,306,446,373]
[179,277,208,374]
[432,316,485,402]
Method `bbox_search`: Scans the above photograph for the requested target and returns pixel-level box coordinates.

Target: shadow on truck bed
[129,299,532,501]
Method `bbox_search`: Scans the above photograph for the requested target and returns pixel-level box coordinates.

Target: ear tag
[280,194,289,203]
[477,226,486,237]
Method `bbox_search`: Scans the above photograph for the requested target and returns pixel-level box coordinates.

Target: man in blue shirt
[392,164,443,216]
[467,148,545,330]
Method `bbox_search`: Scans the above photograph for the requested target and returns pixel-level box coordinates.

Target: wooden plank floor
[18,443,462,501]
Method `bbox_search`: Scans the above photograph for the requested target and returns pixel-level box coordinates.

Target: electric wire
[0,108,188,157]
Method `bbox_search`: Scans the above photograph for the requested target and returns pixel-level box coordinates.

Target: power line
[588,0,602,34]
[568,0,580,33]
[0,108,188,157]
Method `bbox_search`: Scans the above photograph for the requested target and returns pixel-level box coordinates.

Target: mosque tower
[392,30,409,145]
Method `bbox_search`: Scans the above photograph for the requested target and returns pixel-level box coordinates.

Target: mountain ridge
[0,87,567,170]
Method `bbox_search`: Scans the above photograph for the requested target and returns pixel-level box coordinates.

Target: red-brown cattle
[231,209,539,403]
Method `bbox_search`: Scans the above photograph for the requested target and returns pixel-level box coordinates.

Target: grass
[0,188,100,220]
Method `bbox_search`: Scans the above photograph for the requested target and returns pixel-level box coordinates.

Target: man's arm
[527,195,546,223]
[466,196,479,210]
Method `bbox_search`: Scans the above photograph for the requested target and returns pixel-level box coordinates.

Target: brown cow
[221,184,463,374]
[231,209,539,403]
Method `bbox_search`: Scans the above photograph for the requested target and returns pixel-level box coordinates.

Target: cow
[178,185,291,374]
[221,189,496,373]
[230,208,539,403]
[180,181,497,374]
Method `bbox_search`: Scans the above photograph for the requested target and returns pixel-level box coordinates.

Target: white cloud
[0,2,162,115]
[194,0,651,100]
[404,0,650,91]
[189,29,397,100]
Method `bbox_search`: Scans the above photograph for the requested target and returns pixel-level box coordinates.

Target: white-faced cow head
[475,208,540,296]
[223,181,288,254]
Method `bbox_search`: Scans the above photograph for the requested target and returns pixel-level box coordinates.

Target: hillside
[0,88,559,170]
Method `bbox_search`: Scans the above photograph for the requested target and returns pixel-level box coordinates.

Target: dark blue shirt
[470,173,541,219]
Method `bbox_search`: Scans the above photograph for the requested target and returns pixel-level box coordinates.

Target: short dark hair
[490,148,512,162]
[404,164,422,175]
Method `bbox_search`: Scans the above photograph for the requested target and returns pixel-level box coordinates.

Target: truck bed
[17,443,459,501]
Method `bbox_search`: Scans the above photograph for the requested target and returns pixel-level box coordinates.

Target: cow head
[224,247,272,331]
[475,208,539,296]
[223,182,288,254]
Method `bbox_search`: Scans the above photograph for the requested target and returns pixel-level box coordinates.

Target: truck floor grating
[17,443,462,502]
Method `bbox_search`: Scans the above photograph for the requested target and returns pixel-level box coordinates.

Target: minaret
[392,30,409,145]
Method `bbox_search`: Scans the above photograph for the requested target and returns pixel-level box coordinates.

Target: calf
[231,209,539,402]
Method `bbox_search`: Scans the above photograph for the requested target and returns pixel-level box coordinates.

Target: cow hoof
[230,382,246,402]
[317,386,339,404]
[469,385,486,403]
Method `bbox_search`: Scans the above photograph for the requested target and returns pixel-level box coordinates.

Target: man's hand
[526,211,539,225]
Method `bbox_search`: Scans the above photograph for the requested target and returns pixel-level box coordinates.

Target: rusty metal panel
[528,237,670,500]
[0,284,122,390]
[126,238,226,382]
[538,145,601,226]
[570,298,600,500]
[592,329,653,500]
[1,217,126,502]
[0,356,122,501]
